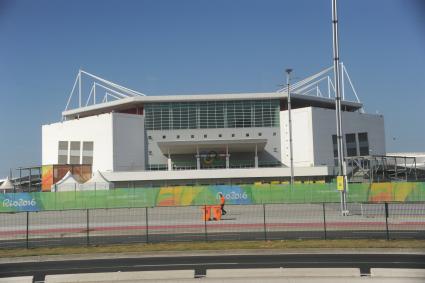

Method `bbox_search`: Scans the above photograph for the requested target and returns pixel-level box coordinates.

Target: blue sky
[0,0,424,178]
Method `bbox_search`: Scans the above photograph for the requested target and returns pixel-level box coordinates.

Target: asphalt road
[1,203,424,248]
[1,253,425,281]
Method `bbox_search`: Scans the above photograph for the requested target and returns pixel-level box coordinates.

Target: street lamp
[286,69,295,186]
[331,0,348,215]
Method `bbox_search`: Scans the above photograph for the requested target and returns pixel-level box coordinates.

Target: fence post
[204,205,208,242]
[322,203,327,240]
[86,209,90,246]
[263,204,267,241]
[145,207,149,243]
[26,211,29,249]
[384,202,390,240]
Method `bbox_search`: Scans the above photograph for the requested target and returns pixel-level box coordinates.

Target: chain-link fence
[1,202,424,249]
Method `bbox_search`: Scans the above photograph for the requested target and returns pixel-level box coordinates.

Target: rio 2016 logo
[217,191,248,200]
[2,198,36,208]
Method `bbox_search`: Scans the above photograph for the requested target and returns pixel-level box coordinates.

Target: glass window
[198,102,208,129]
[332,135,338,158]
[188,104,197,129]
[243,102,252,127]
[172,104,181,129]
[82,141,94,164]
[346,133,357,157]
[58,141,68,164]
[69,141,80,164]
[144,99,279,130]
[161,106,170,130]
[358,132,369,156]
[226,101,236,128]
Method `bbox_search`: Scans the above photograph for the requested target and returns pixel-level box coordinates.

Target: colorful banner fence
[1,182,425,212]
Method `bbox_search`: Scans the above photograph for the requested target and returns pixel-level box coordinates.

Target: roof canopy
[53,171,80,192]
[62,65,363,120]
[0,177,14,190]
[80,171,111,190]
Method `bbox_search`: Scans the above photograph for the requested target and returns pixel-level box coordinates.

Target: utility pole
[331,0,348,215]
[286,69,295,186]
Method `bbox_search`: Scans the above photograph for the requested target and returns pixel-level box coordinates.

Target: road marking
[133,262,240,267]
[352,231,420,234]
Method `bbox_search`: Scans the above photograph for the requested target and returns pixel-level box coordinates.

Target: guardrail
[1,202,424,249]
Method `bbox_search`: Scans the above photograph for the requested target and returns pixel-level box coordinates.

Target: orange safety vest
[220,195,225,205]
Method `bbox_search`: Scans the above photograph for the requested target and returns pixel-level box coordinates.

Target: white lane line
[352,231,420,234]
[2,263,237,274]
[133,262,240,267]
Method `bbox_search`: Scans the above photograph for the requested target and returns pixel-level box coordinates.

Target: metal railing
[1,202,424,249]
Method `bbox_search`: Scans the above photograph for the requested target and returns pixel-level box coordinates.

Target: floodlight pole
[332,0,348,215]
[286,69,295,186]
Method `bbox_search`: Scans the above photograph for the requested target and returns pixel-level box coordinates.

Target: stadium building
[41,67,385,189]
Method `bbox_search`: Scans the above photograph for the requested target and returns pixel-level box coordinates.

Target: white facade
[112,113,146,171]
[280,107,385,167]
[42,84,388,183]
[280,107,315,167]
[102,166,332,182]
[42,105,386,180]
[42,112,145,172]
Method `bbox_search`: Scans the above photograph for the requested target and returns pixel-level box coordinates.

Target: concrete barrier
[207,268,360,278]
[0,277,33,283]
[207,268,285,278]
[371,268,425,278]
[45,270,194,282]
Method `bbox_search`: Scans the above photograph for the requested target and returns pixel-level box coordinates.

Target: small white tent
[80,171,111,190]
[0,177,14,193]
[52,171,80,192]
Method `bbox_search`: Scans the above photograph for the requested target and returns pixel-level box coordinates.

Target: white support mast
[64,69,146,117]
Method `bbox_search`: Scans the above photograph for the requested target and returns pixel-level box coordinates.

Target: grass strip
[1,239,425,258]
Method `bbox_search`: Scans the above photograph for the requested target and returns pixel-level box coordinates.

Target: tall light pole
[331,0,348,215]
[286,69,295,186]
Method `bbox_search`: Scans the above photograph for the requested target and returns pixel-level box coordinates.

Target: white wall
[280,108,315,167]
[112,113,145,171]
[311,107,386,166]
[42,113,147,172]
[42,113,114,172]
[280,107,386,168]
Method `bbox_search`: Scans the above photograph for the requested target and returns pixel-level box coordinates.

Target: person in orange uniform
[219,193,227,215]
